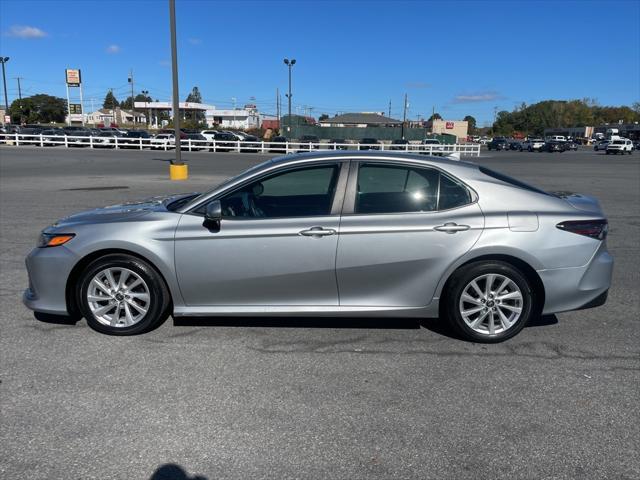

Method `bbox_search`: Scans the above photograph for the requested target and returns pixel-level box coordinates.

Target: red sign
[446,121,454,129]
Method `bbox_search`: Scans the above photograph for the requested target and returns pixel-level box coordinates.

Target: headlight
[37,233,75,248]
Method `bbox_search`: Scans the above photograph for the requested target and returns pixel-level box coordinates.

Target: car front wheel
[444,261,534,343]
[77,254,170,335]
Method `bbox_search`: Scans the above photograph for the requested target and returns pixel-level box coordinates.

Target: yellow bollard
[169,163,188,180]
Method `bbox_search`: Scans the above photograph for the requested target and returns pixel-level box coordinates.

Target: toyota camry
[24,152,613,342]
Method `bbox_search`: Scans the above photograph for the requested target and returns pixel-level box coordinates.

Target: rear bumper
[538,243,613,315]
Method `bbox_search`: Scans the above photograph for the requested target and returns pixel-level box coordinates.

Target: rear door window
[355,163,471,214]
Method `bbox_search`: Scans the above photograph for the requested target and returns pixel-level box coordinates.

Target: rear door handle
[434,222,471,233]
[299,226,336,237]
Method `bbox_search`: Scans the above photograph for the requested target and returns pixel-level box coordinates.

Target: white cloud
[452,91,502,103]
[188,37,202,45]
[106,44,121,54]
[5,25,48,38]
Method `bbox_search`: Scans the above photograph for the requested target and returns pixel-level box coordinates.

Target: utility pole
[15,77,23,124]
[283,58,296,133]
[169,0,184,169]
[0,57,9,123]
[232,97,236,128]
[388,100,391,119]
[276,87,280,130]
[401,93,408,140]
[128,69,135,125]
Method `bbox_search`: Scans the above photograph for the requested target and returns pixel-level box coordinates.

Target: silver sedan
[23,152,613,342]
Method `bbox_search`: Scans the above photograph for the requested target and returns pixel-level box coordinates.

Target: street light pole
[0,57,9,122]
[283,58,296,133]
[169,0,183,169]
[141,89,150,127]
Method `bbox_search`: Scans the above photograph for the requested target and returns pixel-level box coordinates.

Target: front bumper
[23,245,79,315]
[538,242,613,315]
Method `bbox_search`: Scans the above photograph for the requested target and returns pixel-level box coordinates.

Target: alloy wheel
[86,267,151,327]
[458,273,523,335]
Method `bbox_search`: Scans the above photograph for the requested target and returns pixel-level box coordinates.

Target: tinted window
[355,164,470,214]
[219,165,340,218]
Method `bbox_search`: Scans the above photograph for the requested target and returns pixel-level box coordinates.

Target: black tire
[443,261,534,343]
[77,254,171,335]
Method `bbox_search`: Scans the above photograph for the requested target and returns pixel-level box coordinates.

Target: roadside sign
[4,115,10,124]
[446,121,454,129]
[66,69,81,86]
[69,103,82,114]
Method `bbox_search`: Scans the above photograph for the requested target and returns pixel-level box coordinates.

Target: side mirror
[204,200,222,223]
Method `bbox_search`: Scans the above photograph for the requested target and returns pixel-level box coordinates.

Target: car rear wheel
[444,261,533,343]
[77,254,170,335]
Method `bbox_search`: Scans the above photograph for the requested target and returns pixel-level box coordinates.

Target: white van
[549,135,566,142]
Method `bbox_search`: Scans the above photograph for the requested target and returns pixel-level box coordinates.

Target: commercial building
[319,112,402,128]
[544,123,640,141]
[426,119,468,141]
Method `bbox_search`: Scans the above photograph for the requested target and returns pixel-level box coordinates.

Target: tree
[120,93,152,111]
[428,113,442,122]
[463,115,477,134]
[8,94,66,123]
[318,113,329,122]
[185,86,203,121]
[103,90,119,109]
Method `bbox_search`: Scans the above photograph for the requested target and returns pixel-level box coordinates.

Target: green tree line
[492,99,640,136]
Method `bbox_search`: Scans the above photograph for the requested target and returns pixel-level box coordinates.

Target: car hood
[49,193,197,229]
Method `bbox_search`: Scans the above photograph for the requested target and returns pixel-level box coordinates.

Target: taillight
[556,219,608,240]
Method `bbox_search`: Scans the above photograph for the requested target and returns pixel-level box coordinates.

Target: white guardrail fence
[0,134,481,156]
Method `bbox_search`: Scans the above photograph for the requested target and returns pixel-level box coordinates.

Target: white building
[79,108,146,126]
[205,107,260,130]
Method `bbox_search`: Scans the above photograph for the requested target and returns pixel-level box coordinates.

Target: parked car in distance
[200,130,219,142]
[540,140,568,153]
[487,137,509,151]
[94,131,119,148]
[150,133,175,150]
[211,132,238,152]
[298,135,320,151]
[359,137,380,150]
[66,130,92,147]
[390,139,410,150]
[520,138,545,152]
[606,138,634,155]
[23,151,613,343]
[549,135,567,142]
[18,127,45,142]
[269,136,289,153]
[120,130,152,148]
[421,138,444,156]
[40,129,66,146]
[181,133,210,150]
[566,141,579,151]
[508,140,522,151]
[329,139,349,150]
[240,135,261,153]
[594,140,609,151]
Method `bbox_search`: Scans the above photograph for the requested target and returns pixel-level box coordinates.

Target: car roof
[268,150,477,170]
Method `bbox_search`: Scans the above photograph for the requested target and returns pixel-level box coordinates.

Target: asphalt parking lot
[1,146,638,480]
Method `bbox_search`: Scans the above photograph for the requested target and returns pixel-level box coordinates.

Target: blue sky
[1,0,638,125]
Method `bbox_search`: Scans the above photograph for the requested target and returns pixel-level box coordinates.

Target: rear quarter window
[479,166,548,195]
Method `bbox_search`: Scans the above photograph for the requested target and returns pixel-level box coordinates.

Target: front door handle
[299,226,336,237]
[434,222,471,233]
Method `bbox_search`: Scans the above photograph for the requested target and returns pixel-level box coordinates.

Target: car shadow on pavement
[173,314,558,340]
[149,463,207,480]
[173,316,422,330]
[33,311,80,325]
